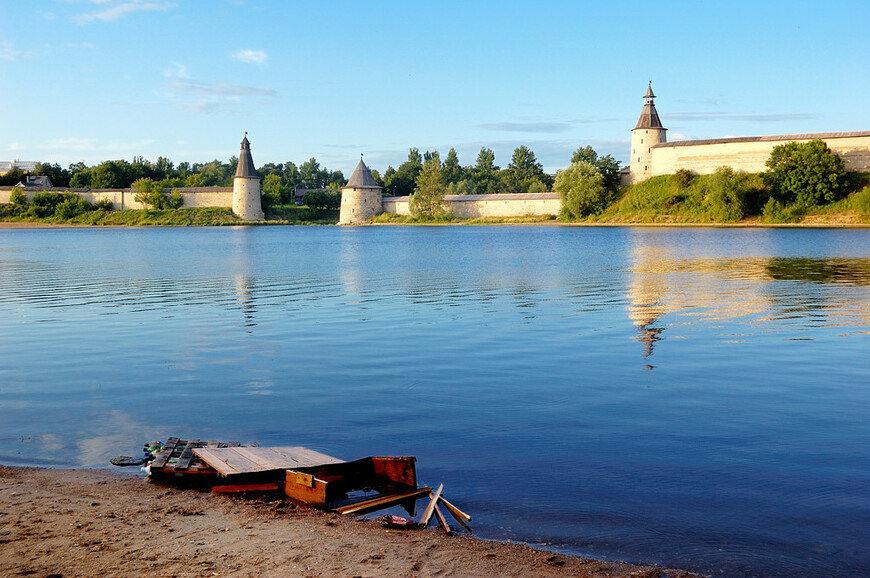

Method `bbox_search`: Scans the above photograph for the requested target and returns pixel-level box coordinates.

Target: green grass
[265,205,339,225]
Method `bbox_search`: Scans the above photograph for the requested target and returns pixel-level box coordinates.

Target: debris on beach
[113,436,471,535]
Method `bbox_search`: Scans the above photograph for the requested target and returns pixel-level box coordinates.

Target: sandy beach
[0,465,697,577]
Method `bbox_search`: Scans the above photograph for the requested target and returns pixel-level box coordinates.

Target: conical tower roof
[634,83,664,130]
[234,133,257,178]
[345,157,381,189]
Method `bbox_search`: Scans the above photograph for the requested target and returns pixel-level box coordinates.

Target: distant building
[339,157,383,225]
[0,160,38,175]
[15,175,53,189]
[232,134,265,221]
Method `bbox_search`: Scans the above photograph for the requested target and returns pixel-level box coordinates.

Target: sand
[0,465,698,577]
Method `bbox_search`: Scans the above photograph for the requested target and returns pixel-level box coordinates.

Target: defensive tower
[232,133,264,221]
[339,156,383,224]
[630,83,667,184]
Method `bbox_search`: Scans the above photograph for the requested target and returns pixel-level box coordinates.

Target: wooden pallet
[149,437,253,475]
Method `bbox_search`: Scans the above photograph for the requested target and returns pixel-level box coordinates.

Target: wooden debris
[439,496,472,522]
[433,503,451,534]
[211,482,280,494]
[418,483,444,527]
[334,487,432,515]
[194,446,343,476]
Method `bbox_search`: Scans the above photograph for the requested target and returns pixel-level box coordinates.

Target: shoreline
[0,465,698,577]
[2,219,869,229]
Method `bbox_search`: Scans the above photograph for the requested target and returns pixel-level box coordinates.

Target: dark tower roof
[634,83,664,130]
[234,133,257,178]
[345,157,381,188]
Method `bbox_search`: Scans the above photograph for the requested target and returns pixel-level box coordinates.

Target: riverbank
[0,465,696,577]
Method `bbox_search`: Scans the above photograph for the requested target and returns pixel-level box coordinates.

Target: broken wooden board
[193,446,344,477]
[149,438,246,476]
[418,483,444,527]
[284,456,417,508]
[333,487,433,515]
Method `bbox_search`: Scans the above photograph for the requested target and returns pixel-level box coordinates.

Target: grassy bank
[0,204,340,227]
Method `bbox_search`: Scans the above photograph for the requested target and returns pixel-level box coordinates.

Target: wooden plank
[211,483,280,494]
[334,487,432,515]
[438,496,472,522]
[440,497,473,534]
[418,484,443,527]
[193,447,344,476]
[149,438,179,469]
[284,473,329,506]
[174,439,199,470]
[433,503,451,534]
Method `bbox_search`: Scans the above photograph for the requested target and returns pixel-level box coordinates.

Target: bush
[555,161,607,218]
[166,190,183,209]
[763,139,847,209]
[302,189,340,210]
[31,191,69,209]
[54,197,92,220]
[852,186,870,216]
[95,198,114,211]
[762,198,802,223]
[673,169,695,191]
[706,167,748,222]
[9,187,28,207]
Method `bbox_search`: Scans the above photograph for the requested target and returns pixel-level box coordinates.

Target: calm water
[1,226,868,576]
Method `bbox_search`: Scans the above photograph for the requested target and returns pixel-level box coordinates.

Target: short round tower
[339,156,383,225]
[629,83,667,184]
[233,133,264,221]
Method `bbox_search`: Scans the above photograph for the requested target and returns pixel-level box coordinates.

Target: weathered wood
[418,483,444,527]
[149,438,179,469]
[334,487,433,515]
[433,503,451,534]
[193,446,344,476]
[440,497,473,534]
[211,482,280,494]
[438,496,472,522]
[174,439,199,470]
[284,473,329,506]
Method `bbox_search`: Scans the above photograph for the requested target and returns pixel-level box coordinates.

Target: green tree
[554,161,607,218]
[33,163,71,187]
[262,173,283,207]
[502,145,547,192]
[300,157,328,189]
[763,139,847,208]
[442,148,462,185]
[471,147,501,194]
[384,148,423,197]
[571,145,621,193]
[9,187,28,207]
[706,166,748,222]
[409,151,449,220]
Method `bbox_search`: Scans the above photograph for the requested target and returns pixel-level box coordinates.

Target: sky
[2,0,868,176]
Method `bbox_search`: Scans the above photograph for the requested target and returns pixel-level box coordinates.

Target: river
[0,225,868,576]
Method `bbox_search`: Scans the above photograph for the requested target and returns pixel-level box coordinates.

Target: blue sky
[2,0,868,176]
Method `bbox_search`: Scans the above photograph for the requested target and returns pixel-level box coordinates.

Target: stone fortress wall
[0,187,234,209]
[648,132,870,178]
[382,193,560,218]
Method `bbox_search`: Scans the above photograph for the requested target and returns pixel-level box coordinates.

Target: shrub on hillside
[706,166,748,222]
[852,186,870,216]
[763,139,847,209]
[9,187,28,207]
[673,169,695,191]
[54,197,93,220]
[555,161,607,218]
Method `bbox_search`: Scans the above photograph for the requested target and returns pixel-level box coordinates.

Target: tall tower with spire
[339,156,383,224]
[630,83,667,184]
[232,133,264,221]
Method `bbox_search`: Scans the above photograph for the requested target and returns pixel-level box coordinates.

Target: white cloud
[231,49,268,64]
[163,61,189,79]
[76,1,175,24]
[0,41,21,61]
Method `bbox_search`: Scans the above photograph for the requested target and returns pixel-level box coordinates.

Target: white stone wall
[382,193,560,218]
[339,187,383,224]
[1,187,234,210]
[648,133,870,178]
[232,177,264,221]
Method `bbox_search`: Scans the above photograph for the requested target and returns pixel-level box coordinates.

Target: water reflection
[627,231,870,360]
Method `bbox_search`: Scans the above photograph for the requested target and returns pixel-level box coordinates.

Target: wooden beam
[438,496,471,522]
[334,487,432,515]
[433,503,451,534]
[440,498,472,534]
[211,483,280,494]
[418,484,443,527]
